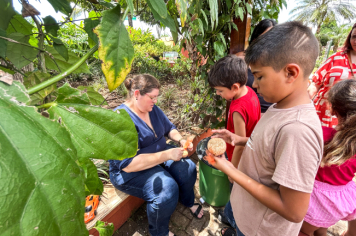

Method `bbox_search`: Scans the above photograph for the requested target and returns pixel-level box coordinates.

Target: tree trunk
[333,41,339,53]
[128,13,133,27]
[31,15,46,73]
[185,41,198,80]
[156,25,161,38]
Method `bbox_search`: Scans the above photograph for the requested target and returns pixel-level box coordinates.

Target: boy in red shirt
[208,55,261,168]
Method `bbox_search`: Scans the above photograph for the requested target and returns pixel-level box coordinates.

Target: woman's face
[351,28,356,52]
[135,88,159,113]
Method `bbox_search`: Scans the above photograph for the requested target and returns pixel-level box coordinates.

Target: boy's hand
[212,129,247,146]
[210,153,234,173]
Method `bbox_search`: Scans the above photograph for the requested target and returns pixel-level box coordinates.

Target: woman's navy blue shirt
[109,104,177,172]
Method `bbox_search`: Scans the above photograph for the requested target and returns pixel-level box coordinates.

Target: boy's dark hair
[208,55,247,89]
[249,19,277,44]
[245,21,319,78]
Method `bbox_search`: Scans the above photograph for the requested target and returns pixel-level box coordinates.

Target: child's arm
[231,112,246,168]
[214,158,310,223]
[212,129,249,146]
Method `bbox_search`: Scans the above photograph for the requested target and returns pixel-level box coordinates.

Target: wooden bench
[87,185,144,236]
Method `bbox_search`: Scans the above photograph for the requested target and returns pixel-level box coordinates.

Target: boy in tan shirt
[211,21,323,236]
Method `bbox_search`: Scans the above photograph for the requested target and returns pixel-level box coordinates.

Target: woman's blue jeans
[110,158,197,236]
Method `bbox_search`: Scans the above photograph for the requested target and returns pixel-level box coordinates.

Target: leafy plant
[163,86,176,106]
[176,78,184,89]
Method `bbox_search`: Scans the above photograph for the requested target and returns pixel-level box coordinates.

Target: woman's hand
[180,139,193,152]
[166,148,184,162]
[212,129,247,146]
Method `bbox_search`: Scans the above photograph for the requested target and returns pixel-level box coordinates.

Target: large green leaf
[50,36,69,61]
[77,86,108,105]
[126,0,135,16]
[218,33,226,49]
[44,46,90,74]
[0,80,30,103]
[47,0,72,16]
[94,221,114,236]
[6,32,38,69]
[84,18,100,44]
[147,0,167,19]
[43,16,60,37]
[0,82,87,236]
[47,102,138,161]
[94,5,134,91]
[0,28,7,58]
[175,0,187,27]
[197,18,204,37]
[6,14,34,35]
[200,9,208,26]
[147,1,177,34]
[208,0,218,29]
[98,0,116,8]
[214,41,225,56]
[55,83,91,105]
[0,0,16,30]
[23,71,56,105]
[79,158,104,196]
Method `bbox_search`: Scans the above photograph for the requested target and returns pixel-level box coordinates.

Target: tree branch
[28,44,99,95]
[0,36,61,72]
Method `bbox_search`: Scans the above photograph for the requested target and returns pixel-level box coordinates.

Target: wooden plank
[86,185,144,235]
[89,195,144,236]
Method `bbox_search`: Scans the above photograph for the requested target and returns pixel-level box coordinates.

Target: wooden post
[225,8,251,127]
[230,14,251,54]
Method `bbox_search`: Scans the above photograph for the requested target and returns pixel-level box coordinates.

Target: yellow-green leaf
[94,5,134,91]
[175,0,187,27]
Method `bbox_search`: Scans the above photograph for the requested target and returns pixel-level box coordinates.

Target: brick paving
[113,153,347,236]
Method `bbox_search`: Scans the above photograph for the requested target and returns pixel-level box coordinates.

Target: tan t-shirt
[230,103,323,236]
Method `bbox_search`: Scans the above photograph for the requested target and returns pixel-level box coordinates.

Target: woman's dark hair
[322,79,356,167]
[124,74,160,99]
[342,23,356,52]
[249,19,277,45]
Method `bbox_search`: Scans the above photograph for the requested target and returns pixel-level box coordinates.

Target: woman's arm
[168,129,193,151]
[123,147,184,173]
[307,82,321,99]
[168,129,183,144]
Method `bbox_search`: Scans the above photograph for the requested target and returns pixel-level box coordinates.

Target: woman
[109,74,203,236]
[308,23,356,128]
[236,19,276,114]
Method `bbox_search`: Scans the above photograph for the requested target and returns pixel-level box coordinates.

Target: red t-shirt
[315,127,356,185]
[226,86,261,161]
